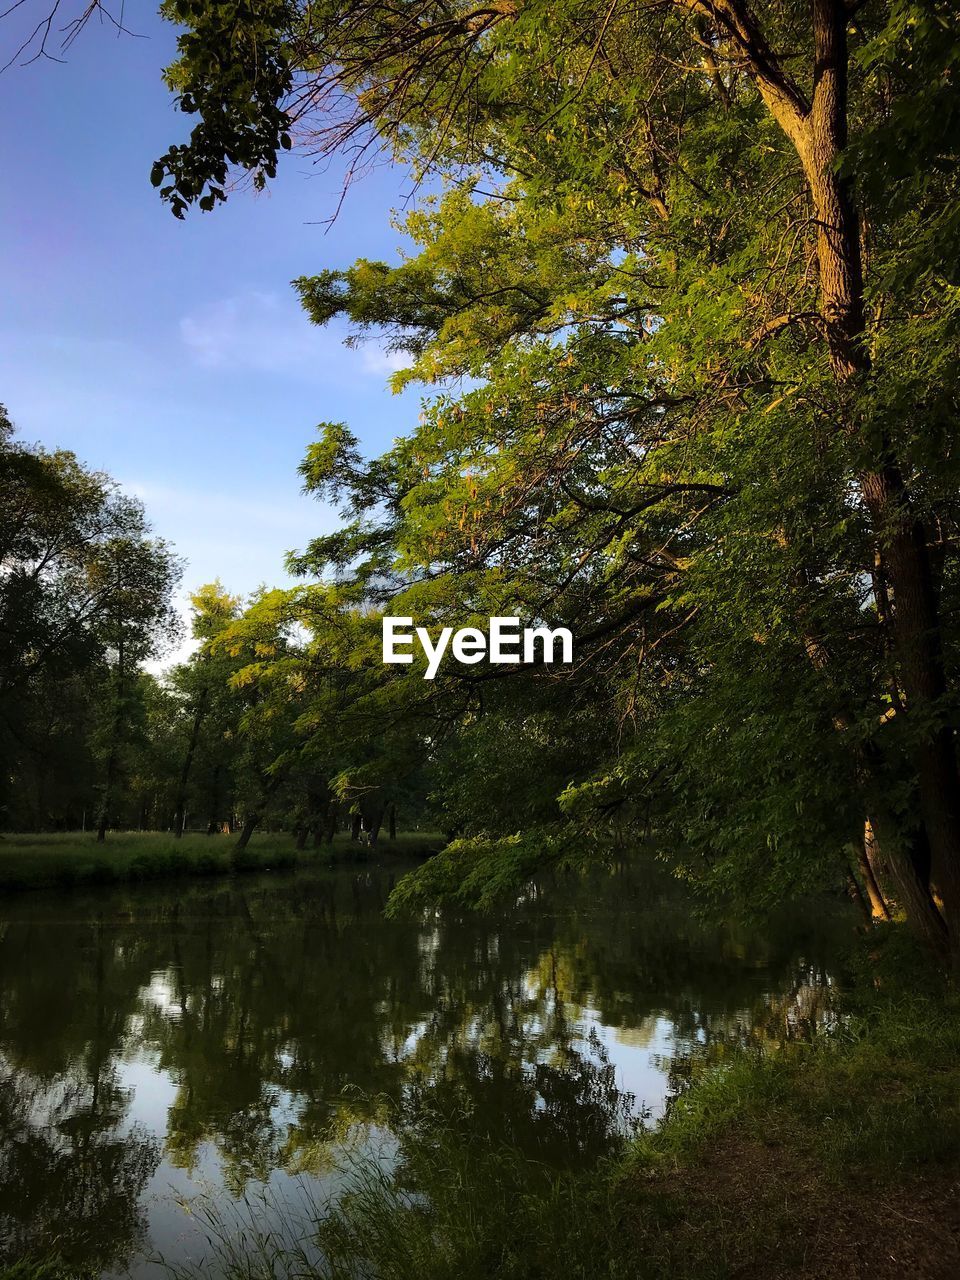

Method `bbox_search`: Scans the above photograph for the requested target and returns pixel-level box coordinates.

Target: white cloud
[121,478,330,537]
[362,346,411,376]
[178,291,323,373]
[178,291,407,383]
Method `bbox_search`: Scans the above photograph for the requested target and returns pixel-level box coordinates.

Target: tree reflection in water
[0,909,161,1271]
[0,861,856,1273]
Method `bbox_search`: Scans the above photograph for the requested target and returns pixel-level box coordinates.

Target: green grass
[0,829,444,893]
[636,973,960,1177]
[164,927,960,1280]
[600,927,960,1277]
[0,1261,92,1280]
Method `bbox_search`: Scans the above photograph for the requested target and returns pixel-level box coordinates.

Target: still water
[0,859,855,1275]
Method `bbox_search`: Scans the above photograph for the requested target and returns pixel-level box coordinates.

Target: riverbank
[607,929,960,1278]
[163,927,960,1280]
[0,830,443,893]
[1,905,956,1280]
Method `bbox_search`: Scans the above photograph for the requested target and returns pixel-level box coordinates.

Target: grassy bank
[154,928,960,1280]
[607,930,960,1278]
[0,830,443,893]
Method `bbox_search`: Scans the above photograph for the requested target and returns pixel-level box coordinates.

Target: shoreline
[0,830,442,895]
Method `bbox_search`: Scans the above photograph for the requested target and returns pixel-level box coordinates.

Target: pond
[0,858,856,1276]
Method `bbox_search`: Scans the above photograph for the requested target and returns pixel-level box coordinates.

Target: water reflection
[0,860,855,1275]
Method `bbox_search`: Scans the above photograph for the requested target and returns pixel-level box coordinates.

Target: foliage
[135,0,960,957]
[0,412,180,833]
[0,414,436,847]
[6,1,960,960]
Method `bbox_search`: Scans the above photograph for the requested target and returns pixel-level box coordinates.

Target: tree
[1,411,181,832]
[90,522,181,842]
[169,582,243,837]
[207,583,435,853]
[144,2,960,958]
[1,411,119,703]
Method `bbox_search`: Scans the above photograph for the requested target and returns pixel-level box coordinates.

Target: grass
[0,829,444,893]
[604,927,960,1278]
[0,1262,92,1280]
[163,927,960,1280]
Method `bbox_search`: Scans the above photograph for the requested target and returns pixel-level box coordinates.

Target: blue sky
[0,5,423,626]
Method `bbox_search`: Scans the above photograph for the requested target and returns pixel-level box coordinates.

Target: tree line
[1,413,180,839]
[0,414,431,844]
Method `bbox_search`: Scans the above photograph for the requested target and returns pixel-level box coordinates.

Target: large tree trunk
[693,0,960,960]
[860,471,960,951]
[234,811,260,854]
[858,820,891,922]
[751,0,960,957]
[807,1,960,956]
[868,812,949,957]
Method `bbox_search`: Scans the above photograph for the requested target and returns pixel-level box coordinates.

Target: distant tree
[126,673,185,831]
[89,523,181,842]
[169,581,243,837]
[1,410,180,832]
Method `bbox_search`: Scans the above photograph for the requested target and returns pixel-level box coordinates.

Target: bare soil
[625,1136,960,1279]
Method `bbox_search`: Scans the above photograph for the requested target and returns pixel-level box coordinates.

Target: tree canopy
[3,0,960,963]
[136,0,960,960]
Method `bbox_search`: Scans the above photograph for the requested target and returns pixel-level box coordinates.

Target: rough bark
[807,0,864,374]
[707,0,960,958]
[859,819,891,922]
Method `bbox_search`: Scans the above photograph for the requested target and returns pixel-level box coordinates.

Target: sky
[0,3,425,642]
